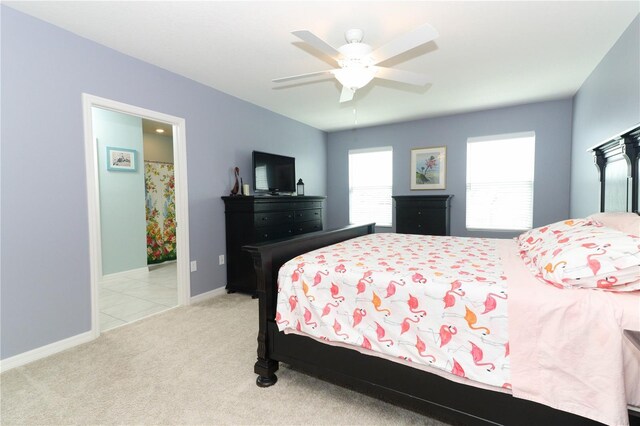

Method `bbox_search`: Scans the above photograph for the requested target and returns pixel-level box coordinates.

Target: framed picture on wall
[106,147,137,172]
[411,146,446,190]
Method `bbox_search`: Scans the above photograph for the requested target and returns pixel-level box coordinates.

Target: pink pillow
[588,212,640,236]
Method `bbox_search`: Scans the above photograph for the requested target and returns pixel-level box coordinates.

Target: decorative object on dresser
[230,166,240,196]
[410,146,446,190]
[393,195,452,235]
[222,196,325,295]
[296,179,304,196]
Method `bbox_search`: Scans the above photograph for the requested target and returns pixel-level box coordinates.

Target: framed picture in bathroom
[106,147,137,172]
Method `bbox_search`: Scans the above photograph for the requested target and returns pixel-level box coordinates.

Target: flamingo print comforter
[276,233,511,389]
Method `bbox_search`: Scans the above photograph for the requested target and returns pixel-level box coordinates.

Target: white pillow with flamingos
[517,218,594,253]
[523,226,640,291]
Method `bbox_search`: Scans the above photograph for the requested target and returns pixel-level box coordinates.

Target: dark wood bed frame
[244,126,640,426]
[592,125,640,214]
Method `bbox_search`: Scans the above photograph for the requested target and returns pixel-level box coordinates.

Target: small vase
[230,167,240,196]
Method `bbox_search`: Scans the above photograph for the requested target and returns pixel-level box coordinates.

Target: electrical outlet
[190,261,197,272]
[219,254,225,265]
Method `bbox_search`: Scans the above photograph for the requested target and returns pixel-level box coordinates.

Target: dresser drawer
[253,199,323,212]
[396,221,446,236]
[253,224,295,242]
[293,201,323,210]
[294,208,321,222]
[396,213,448,236]
[398,207,431,218]
[254,211,294,228]
[294,220,322,234]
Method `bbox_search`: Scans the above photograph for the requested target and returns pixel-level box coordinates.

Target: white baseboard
[190,286,227,304]
[1,286,226,373]
[102,266,149,280]
[0,330,94,373]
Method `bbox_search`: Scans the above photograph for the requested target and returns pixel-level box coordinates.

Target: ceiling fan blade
[374,67,432,86]
[339,86,355,103]
[371,23,439,64]
[292,30,341,59]
[273,70,334,83]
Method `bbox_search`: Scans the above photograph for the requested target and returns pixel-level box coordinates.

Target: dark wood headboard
[591,125,640,213]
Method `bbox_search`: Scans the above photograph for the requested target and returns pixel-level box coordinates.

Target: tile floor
[99,262,178,331]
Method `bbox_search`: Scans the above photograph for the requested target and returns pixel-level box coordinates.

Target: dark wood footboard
[244,223,376,387]
[243,224,639,425]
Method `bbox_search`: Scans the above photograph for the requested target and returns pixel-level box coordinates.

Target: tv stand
[221,196,326,295]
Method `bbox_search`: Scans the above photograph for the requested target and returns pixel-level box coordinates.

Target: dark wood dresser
[392,195,453,236]
[221,196,325,294]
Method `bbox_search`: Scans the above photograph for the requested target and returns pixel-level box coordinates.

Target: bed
[244,126,640,425]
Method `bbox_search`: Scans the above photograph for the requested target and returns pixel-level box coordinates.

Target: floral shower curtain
[145,161,176,264]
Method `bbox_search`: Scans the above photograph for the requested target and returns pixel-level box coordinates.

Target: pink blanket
[499,239,640,426]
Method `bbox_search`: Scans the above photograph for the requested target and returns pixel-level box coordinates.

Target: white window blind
[349,147,392,227]
[466,132,535,231]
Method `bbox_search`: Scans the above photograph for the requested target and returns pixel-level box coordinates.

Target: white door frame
[82,93,191,338]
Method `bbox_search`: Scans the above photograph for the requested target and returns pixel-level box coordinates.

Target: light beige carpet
[1,294,451,425]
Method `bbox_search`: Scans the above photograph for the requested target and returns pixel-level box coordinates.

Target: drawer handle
[314,212,319,216]
[288,215,292,219]
[262,217,268,221]
[418,211,422,215]
[417,224,422,228]
[264,233,268,238]
[298,228,303,232]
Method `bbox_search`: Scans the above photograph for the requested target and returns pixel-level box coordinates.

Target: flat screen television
[252,151,296,195]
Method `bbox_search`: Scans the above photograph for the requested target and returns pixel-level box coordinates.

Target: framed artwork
[106,147,137,172]
[411,146,446,190]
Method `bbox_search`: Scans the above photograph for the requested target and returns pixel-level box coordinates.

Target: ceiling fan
[273,23,439,103]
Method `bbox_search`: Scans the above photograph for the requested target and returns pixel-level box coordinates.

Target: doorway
[82,94,190,337]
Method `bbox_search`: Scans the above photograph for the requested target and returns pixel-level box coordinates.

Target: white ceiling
[142,119,173,137]
[7,1,639,132]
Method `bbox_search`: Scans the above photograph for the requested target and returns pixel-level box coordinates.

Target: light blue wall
[93,108,147,275]
[0,6,327,359]
[327,99,573,238]
[571,15,640,217]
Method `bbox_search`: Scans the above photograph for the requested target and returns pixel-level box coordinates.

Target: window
[349,147,392,227]
[466,132,535,231]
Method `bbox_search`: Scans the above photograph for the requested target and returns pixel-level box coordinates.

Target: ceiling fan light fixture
[333,66,377,91]
[276,23,438,103]
[338,41,372,59]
